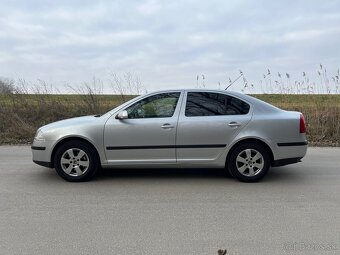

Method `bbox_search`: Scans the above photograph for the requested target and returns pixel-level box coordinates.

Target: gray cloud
[0,0,339,92]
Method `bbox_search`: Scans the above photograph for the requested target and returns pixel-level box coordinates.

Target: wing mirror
[115,110,128,120]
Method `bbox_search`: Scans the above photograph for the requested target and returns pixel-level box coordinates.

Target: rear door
[176,91,252,163]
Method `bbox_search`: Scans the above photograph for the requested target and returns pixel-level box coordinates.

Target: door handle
[228,122,241,127]
[161,123,175,129]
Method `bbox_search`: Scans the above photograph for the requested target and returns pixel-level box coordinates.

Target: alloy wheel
[236,149,264,177]
[60,148,90,177]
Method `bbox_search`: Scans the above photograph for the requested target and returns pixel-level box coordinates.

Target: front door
[104,92,183,165]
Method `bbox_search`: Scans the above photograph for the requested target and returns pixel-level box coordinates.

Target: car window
[185,92,250,117]
[126,92,180,119]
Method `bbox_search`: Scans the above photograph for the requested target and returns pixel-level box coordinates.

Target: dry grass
[0,93,339,146]
[0,93,135,144]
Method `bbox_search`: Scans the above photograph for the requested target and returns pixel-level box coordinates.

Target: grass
[1,93,339,146]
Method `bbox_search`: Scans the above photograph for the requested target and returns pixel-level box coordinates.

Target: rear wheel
[227,143,270,182]
[53,141,99,182]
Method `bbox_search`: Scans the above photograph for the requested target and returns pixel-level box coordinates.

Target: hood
[40,115,99,132]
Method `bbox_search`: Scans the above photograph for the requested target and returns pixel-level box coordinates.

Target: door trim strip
[106,144,227,150]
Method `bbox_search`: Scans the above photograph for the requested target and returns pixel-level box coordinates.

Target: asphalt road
[0,146,339,255]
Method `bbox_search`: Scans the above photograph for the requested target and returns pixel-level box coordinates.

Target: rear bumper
[272,157,302,167]
[274,140,307,161]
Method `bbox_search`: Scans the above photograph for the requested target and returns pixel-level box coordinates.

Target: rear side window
[185,92,250,117]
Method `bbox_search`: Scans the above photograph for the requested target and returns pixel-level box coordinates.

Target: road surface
[0,146,339,254]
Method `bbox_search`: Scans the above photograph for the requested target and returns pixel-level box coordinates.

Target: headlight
[34,130,45,141]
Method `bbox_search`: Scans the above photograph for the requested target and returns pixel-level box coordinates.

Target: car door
[104,91,183,165]
[176,91,252,163]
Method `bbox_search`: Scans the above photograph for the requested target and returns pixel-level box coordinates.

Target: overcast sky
[0,0,339,93]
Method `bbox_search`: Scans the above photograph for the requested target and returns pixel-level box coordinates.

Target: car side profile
[32,89,307,182]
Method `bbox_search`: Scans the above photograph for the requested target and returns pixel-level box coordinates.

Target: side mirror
[115,110,128,120]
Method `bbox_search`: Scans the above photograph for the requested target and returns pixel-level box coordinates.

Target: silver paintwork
[32,89,307,169]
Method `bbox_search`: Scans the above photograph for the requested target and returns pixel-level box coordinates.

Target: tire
[53,140,99,182]
[227,142,270,182]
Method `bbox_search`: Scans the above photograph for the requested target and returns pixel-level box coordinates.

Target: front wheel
[227,143,270,182]
[53,141,99,182]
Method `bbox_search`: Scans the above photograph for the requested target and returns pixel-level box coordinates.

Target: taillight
[300,113,306,133]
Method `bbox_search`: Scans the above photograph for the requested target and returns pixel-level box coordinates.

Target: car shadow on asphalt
[99,167,229,179]
[35,166,304,183]
[95,166,304,183]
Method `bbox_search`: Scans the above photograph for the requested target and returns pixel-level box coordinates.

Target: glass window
[185,92,250,117]
[126,92,180,119]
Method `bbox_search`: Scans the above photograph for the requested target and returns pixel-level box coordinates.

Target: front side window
[126,92,180,119]
[185,92,250,117]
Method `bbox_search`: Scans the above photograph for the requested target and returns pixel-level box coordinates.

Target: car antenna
[225,71,243,90]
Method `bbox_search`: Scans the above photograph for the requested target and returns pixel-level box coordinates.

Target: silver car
[32,89,307,182]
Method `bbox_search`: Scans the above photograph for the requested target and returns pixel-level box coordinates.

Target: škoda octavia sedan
[32,89,307,182]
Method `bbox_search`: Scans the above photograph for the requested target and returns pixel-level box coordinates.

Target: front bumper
[33,160,52,168]
[31,140,55,168]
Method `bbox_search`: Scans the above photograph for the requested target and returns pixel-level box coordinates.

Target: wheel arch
[50,136,101,168]
[226,138,274,166]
